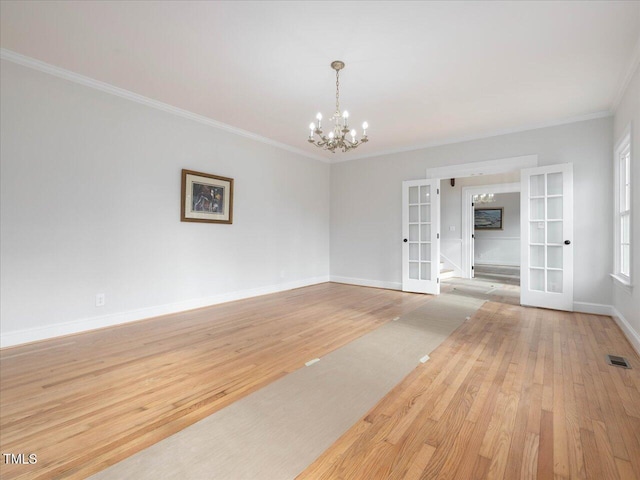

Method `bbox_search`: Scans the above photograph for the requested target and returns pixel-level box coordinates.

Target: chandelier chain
[335,69,340,112]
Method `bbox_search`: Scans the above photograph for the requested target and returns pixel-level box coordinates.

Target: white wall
[474,192,520,266]
[612,63,640,351]
[0,60,330,346]
[330,116,613,306]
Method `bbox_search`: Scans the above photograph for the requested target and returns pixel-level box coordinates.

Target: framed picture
[181,169,234,224]
[474,207,503,230]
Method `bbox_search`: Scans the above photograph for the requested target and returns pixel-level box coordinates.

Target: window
[613,126,632,286]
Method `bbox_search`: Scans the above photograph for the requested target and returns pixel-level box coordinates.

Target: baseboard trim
[0,276,330,348]
[572,302,613,316]
[330,275,402,291]
[573,302,640,356]
[610,307,640,357]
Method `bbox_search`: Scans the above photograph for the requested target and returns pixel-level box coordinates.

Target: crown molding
[334,110,612,163]
[0,48,328,164]
[611,34,640,112]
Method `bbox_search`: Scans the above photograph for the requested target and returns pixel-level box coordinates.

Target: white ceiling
[1,1,639,162]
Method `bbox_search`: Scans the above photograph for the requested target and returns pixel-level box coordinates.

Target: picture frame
[181,169,234,224]
[474,207,503,230]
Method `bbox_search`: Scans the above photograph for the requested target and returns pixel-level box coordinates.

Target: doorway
[461,182,521,280]
[418,156,574,311]
[471,192,521,286]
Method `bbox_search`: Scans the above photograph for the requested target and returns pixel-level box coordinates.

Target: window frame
[612,124,633,290]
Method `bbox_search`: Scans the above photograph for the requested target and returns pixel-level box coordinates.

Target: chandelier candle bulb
[316,112,322,129]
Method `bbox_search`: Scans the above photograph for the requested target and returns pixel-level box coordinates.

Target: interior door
[470,201,476,278]
[520,163,573,311]
[402,179,440,294]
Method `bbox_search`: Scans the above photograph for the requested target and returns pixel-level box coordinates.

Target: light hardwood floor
[0,283,430,479]
[1,282,639,479]
[298,292,640,480]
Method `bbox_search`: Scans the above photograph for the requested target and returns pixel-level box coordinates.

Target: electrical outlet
[95,293,105,307]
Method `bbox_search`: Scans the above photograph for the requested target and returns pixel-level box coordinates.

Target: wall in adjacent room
[474,192,521,266]
[330,116,613,308]
[439,172,520,274]
[0,60,330,346]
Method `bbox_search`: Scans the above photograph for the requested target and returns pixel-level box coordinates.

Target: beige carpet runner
[90,292,483,480]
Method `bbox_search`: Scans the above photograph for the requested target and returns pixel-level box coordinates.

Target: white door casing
[402,179,440,294]
[520,163,574,311]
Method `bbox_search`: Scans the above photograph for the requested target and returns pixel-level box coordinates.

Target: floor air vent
[606,355,631,369]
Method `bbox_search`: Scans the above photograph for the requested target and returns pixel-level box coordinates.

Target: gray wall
[0,60,330,344]
[330,116,613,306]
[2,56,632,348]
[612,64,640,340]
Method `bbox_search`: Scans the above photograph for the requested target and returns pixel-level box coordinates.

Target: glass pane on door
[409,262,419,280]
[420,205,430,222]
[409,206,419,222]
[420,242,431,260]
[530,199,544,220]
[409,225,418,241]
[530,174,545,196]
[547,246,562,268]
[530,222,544,243]
[409,243,419,261]
[409,186,419,204]
[547,270,563,293]
[547,221,562,244]
[420,262,431,280]
[547,198,563,220]
[530,269,544,291]
[547,173,563,195]
[420,185,431,203]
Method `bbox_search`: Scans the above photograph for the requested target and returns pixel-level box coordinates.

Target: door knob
[564,240,571,245]
[403,239,408,242]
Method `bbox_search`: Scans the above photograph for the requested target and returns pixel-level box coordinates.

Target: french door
[520,164,573,311]
[470,202,475,278]
[402,179,440,294]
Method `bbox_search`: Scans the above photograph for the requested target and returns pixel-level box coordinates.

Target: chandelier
[474,193,496,204]
[308,61,369,153]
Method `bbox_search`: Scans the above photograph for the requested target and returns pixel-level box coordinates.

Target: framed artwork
[474,207,503,230]
[181,169,234,224]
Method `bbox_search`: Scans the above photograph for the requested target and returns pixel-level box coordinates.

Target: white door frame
[461,183,521,278]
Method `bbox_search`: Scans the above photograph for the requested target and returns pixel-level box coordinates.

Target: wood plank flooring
[0,283,431,479]
[2,280,639,479]
[297,295,640,480]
